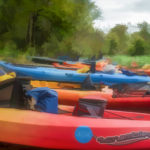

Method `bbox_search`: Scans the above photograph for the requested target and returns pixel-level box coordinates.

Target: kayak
[2,106,150,149]
[0,71,16,82]
[53,62,80,70]
[30,78,103,90]
[31,56,94,65]
[52,89,150,112]
[1,61,150,85]
[53,59,109,71]
[132,68,150,76]
[31,56,65,64]
[31,80,81,89]
[54,62,89,69]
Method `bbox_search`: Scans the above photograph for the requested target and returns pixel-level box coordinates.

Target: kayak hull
[1,108,150,149]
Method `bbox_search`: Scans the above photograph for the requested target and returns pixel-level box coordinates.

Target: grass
[109,55,150,68]
[0,49,33,64]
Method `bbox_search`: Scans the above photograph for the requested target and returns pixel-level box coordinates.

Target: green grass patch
[0,49,32,64]
[108,55,150,67]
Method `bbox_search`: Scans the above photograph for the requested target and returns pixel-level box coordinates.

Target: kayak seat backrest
[143,91,150,97]
[73,98,107,118]
[0,78,15,107]
[89,61,96,73]
[10,78,28,109]
[0,76,34,109]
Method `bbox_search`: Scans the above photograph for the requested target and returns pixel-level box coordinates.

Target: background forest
[0,0,150,65]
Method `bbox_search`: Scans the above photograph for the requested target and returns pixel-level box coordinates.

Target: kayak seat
[10,78,29,109]
[0,76,31,109]
[0,78,15,107]
[73,97,107,118]
[143,91,150,97]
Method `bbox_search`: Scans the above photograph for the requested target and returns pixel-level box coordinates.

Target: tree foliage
[103,22,150,56]
[0,0,102,57]
[0,1,150,58]
[128,37,146,56]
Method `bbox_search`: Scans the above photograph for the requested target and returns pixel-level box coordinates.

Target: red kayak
[55,89,150,113]
[1,103,150,150]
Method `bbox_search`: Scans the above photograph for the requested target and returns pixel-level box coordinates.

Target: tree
[109,24,128,52]
[0,0,102,57]
[71,29,104,58]
[128,37,146,56]
[103,32,119,55]
[138,22,150,42]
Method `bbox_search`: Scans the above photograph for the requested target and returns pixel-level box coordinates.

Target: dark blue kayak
[31,56,89,65]
[31,56,65,64]
[0,61,150,85]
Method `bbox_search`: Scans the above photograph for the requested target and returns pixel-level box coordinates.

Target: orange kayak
[52,62,78,70]
[133,69,150,76]
[145,70,150,76]
[122,67,150,76]
[55,89,150,113]
[63,61,89,69]
[55,89,108,105]
[53,60,109,71]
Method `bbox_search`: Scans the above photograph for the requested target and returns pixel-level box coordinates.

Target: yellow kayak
[30,80,81,89]
[0,72,16,82]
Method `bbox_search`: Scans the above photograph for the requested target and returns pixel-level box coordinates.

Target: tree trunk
[26,12,38,47]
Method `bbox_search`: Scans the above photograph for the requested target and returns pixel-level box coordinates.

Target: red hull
[1,108,150,149]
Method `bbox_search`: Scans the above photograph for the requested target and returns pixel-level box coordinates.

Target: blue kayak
[0,61,150,85]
